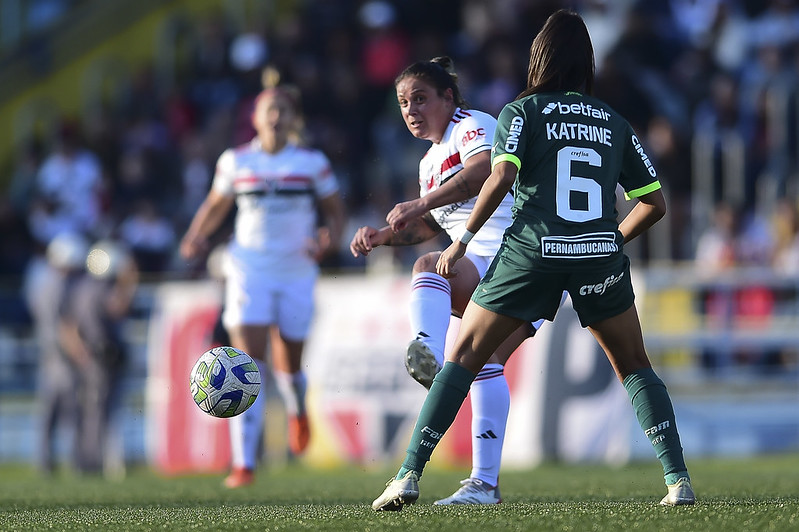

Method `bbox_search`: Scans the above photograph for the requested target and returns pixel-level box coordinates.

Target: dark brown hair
[395,56,468,108]
[517,9,595,100]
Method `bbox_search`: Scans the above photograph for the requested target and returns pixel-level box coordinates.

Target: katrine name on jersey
[542,100,613,147]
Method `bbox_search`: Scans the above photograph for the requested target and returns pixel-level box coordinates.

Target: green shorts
[472,252,635,328]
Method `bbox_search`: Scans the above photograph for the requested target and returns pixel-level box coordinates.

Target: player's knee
[412,252,441,274]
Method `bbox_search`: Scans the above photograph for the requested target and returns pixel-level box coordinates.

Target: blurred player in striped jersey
[181,72,346,488]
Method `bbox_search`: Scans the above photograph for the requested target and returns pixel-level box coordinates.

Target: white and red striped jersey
[418,108,514,257]
[212,138,339,273]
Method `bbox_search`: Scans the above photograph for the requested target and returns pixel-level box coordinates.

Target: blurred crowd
[1,0,799,284]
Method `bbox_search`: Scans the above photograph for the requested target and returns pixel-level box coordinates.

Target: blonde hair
[254,66,305,143]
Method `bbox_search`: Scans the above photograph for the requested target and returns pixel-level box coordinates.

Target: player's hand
[349,226,388,257]
[437,240,467,278]
[386,199,426,232]
[308,227,332,263]
[180,233,208,260]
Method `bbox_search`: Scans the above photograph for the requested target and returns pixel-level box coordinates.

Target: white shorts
[464,251,493,278]
[222,268,317,341]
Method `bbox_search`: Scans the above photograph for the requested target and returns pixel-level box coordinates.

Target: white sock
[469,364,509,487]
[409,272,452,365]
[273,370,307,416]
[229,359,267,470]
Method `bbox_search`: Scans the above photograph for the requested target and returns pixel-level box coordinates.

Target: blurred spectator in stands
[28,122,104,246]
[695,200,777,372]
[473,39,523,118]
[0,140,42,279]
[645,114,694,260]
[118,198,176,275]
[695,200,740,273]
[178,133,213,229]
[25,231,88,475]
[691,70,748,217]
[229,21,269,95]
[189,13,239,122]
[59,239,138,476]
[695,200,774,272]
[356,1,410,209]
[772,198,799,275]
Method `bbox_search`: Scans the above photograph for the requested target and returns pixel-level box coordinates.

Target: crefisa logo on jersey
[504,116,524,153]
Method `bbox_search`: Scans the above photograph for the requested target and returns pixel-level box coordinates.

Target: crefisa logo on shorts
[579,272,624,295]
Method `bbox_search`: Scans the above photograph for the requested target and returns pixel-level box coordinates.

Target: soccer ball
[189,346,261,418]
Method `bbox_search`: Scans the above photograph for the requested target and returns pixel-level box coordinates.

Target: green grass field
[1,454,797,531]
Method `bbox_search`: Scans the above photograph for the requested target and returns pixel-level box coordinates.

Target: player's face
[396,77,454,143]
[252,92,296,146]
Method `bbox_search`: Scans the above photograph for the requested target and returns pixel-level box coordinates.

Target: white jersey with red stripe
[212,138,339,275]
[419,108,514,258]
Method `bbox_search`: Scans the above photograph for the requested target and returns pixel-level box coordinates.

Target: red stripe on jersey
[282,175,313,184]
[440,152,461,174]
[232,175,260,185]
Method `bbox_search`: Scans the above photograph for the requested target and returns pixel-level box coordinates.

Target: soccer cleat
[288,414,310,455]
[659,477,695,506]
[223,467,254,488]
[371,471,420,511]
[433,478,502,505]
[405,339,442,390]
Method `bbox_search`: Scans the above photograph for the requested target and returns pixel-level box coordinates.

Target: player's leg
[270,327,310,455]
[224,323,269,487]
[588,305,693,506]
[434,324,533,505]
[406,252,480,388]
[220,264,271,487]
[271,274,316,455]
[373,303,523,510]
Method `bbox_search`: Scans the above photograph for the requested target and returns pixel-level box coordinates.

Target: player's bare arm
[313,192,347,262]
[619,188,666,244]
[350,214,441,257]
[386,151,491,232]
[180,190,235,260]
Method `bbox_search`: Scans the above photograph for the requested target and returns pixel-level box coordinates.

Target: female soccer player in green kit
[372,9,693,511]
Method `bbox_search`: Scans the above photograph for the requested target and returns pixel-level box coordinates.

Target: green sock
[623,368,689,486]
[396,362,475,480]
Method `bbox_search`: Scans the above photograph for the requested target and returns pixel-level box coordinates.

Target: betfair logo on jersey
[504,116,524,153]
[542,101,611,121]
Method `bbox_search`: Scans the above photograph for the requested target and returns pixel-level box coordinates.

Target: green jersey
[491,91,660,268]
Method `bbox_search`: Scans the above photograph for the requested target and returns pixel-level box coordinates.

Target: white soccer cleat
[434,478,502,505]
[659,477,695,506]
[372,471,420,511]
[405,339,442,390]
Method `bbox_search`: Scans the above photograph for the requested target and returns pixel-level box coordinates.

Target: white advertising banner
[146,274,634,472]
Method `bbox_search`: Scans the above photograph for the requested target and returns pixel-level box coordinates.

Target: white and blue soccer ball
[189,346,261,418]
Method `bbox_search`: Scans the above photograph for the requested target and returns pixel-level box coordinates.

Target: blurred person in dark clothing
[58,239,138,475]
[26,231,89,475]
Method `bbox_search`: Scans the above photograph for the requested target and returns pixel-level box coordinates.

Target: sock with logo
[623,367,689,485]
[469,364,508,486]
[229,359,268,470]
[397,362,475,479]
[409,272,452,365]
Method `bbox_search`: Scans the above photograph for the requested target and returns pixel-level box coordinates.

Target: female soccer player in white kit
[350,56,536,504]
[181,81,346,488]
